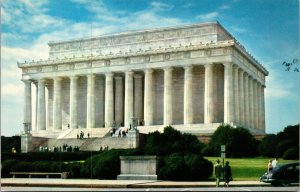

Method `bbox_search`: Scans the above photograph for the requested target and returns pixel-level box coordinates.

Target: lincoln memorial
[18,22,268,140]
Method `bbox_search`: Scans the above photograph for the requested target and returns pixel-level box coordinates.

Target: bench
[10,172,69,179]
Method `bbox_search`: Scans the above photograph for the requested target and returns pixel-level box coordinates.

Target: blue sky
[1,0,299,136]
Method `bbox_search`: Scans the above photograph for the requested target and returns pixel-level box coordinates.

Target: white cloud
[220,5,231,10]
[150,1,173,11]
[183,3,193,9]
[196,12,219,21]
[265,66,298,101]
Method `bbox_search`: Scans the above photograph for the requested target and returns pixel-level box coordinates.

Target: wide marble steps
[57,128,111,139]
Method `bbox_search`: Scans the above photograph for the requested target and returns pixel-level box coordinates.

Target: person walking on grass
[214,159,222,187]
[223,161,232,187]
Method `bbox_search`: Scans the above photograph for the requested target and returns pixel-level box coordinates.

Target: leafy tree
[206,124,259,157]
[143,126,205,156]
[258,124,299,159]
[259,134,277,157]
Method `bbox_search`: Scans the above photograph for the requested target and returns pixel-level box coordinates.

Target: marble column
[105,73,114,127]
[125,71,134,128]
[233,66,239,124]
[249,77,254,128]
[164,67,173,125]
[134,74,143,123]
[53,77,62,130]
[144,69,154,126]
[224,63,234,124]
[47,84,53,130]
[33,82,38,131]
[261,85,266,132]
[244,74,250,127]
[37,79,46,130]
[70,76,78,129]
[87,74,96,128]
[184,66,193,124]
[254,80,259,130]
[204,64,214,123]
[22,80,32,132]
[114,76,124,126]
[238,70,245,126]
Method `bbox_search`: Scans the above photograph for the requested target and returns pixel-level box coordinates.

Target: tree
[205,124,259,157]
[282,59,299,72]
[259,134,277,157]
[143,126,205,156]
[258,124,299,159]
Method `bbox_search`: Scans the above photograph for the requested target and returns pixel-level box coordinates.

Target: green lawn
[205,157,296,181]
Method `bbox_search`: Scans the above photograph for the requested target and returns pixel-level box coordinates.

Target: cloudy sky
[1,0,299,136]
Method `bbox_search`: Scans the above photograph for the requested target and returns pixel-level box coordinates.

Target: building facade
[18,22,268,138]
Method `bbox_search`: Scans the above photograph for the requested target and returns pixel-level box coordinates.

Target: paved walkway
[1,178,269,188]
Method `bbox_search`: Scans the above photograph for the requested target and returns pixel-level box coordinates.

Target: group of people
[99,145,109,151]
[214,160,232,187]
[267,157,278,172]
[77,131,90,139]
[38,144,80,152]
[110,127,129,137]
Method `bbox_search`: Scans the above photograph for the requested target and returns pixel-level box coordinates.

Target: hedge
[1,159,84,178]
[1,151,102,162]
[158,153,213,181]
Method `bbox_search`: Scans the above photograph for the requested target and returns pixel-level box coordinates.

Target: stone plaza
[18,22,268,144]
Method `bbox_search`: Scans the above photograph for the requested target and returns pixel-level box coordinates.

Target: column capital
[70,75,79,80]
[125,71,134,75]
[145,68,154,74]
[53,77,63,81]
[204,63,214,68]
[184,65,193,71]
[87,74,96,79]
[105,73,114,77]
[22,79,32,84]
[223,62,234,67]
[163,67,173,72]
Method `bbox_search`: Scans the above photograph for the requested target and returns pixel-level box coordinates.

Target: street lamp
[23,122,31,134]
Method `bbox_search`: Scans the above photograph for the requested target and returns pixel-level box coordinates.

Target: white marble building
[18,22,268,138]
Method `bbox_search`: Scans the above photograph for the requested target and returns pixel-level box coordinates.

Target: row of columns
[23,63,265,132]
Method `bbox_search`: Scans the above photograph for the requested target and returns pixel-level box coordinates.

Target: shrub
[82,149,142,179]
[66,162,83,178]
[1,159,18,177]
[259,134,277,157]
[158,153,188,181]
[143,126,205,156]
[208,125,259,157]
[1,136,21,153]
[282,148,299,160]
[1,151,102,162]
[158,153,213,181]
[184,154,213,180]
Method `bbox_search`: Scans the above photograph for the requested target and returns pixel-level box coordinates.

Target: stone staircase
[57,128,110,139]
[80,136,128,151]
[47,138,86,149]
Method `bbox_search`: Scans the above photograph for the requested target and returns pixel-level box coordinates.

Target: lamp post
[23,123,31,134]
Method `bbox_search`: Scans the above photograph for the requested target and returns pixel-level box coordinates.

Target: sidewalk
[1,178,269,188]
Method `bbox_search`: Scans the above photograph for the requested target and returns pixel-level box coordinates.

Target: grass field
[205,157,296,181]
